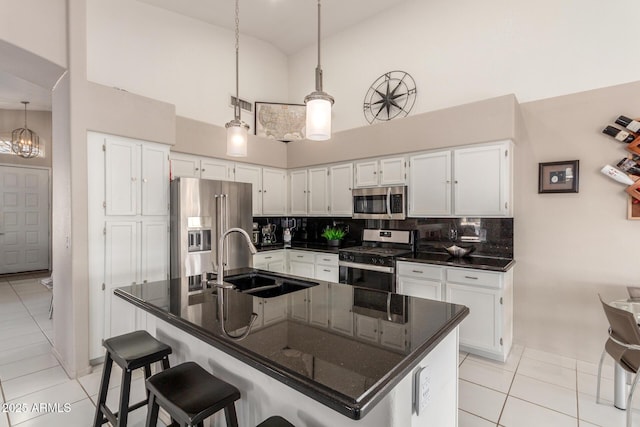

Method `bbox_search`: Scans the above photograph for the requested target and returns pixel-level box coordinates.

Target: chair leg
[116,368,132,427]
[627,372,640,427]
[92,353,113,427]
[596,347,607,404]
[224,403,239,427]
[145,393,160,427]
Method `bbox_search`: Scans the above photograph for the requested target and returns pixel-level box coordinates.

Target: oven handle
[338,260,394,274]
[386,293,392,322]
[386,187,392,218]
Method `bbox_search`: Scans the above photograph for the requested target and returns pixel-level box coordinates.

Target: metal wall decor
[11,101,40,159]
[363,71,417,124]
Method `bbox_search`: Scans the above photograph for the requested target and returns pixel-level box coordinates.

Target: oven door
[339,261,395,293]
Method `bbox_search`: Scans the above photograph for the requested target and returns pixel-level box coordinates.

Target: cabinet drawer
[446,268,501,288]
[254,250,285,264]
[315,253,338,266]
[396,262,443,281]
[288,250,315,263]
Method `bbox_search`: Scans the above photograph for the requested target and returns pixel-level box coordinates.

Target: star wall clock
[363,70,417,124]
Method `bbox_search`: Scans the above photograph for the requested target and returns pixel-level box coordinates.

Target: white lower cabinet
[253,250,285,272]
[396,261,513,361]
[355,313,408,351]
[253,297,287,328]
[329,284,354,336]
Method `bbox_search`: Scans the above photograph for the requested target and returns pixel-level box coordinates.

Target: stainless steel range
[338,229,415,293]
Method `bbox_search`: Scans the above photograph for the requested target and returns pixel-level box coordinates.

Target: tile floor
[0,275,637,426]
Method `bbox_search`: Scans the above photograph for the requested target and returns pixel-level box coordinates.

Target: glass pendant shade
[305,94,333,141]
[226,119,249,157]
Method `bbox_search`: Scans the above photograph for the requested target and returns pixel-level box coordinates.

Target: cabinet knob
[142,178,148,183]
[201,168,205,172]
[131,177,137,182]
[455,180,459,184]
[263,190,267,193]
[258,190,262,193]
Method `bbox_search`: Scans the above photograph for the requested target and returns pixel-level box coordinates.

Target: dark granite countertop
[256,242,348,254]
[115,268,468,420]
[396,252,515,272]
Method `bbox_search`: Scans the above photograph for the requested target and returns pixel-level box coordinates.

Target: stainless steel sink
[224,272,319,298]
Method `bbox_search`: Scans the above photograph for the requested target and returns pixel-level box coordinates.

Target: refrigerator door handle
[223,194,230,269]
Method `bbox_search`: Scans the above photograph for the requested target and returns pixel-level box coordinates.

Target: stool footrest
[97,398,148,425]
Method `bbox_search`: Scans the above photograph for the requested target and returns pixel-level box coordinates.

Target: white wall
[87,0,289,130]
[288,0,640,132]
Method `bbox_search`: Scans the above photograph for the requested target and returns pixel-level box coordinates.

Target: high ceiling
[0,0,411,112]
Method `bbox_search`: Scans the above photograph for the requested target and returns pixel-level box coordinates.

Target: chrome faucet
[214,226,258,341]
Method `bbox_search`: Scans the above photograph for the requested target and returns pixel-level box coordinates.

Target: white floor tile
[90,377,147,414]
[577,392,640,427]
[0,310,33,323]
[459,409,497,427]
[578,421,600,427]
[517,357,577,390]
[0,342,53,366]
[2,366,70,401]
[467,347,522,373]
[522,347,577,370]
[0,331,48,353]
[7,380,88,425]
[577,357,615,380]
[0,323,42,342]
[499,396,577,427]
[12,397,96,427]
[77,364,125,396]
[460,351,469,366]
[459,379,507,423]
[459,358,516,393]
[0,352,59,381]
[510,374,577,417]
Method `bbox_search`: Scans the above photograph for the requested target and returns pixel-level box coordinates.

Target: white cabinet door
[354,161,378,187]
[329,163,353,216]
[380,321,406,351]
[397,276,443,301]
[235,164,262,215]
[170,153,199,178]
[262,168,287,215]
[267,260,285,273]
[379,157,406,185]
[289,170,308,215]
[446,282,501,353]
[289,260,315,279]
[409,151,451,216]
[290,290,308,322]
[105,139,138,216]
[140,220,168,283]
[141,144,169,216]
[308,167,329,215]
[201,158,234,181]
[453,143,510,216]
[309,285,329,328]
[315,265,338,283]
[262,297,287,326]
[329,284,354,335]
[355,314,379,343]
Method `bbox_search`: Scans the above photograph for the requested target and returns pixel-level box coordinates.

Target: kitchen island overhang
[114,269,469,423]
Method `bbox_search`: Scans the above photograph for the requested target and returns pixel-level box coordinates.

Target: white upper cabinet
[235,164,263,215]
[169,153,199,178]
[289,170,308,215]
[170,153,234,181]
[408,141,512,217]
[105,137,169,216]
[408,151,451,217]
[354,156,406,188]
[453,142,511,216]
[308,167,329,215]
[200,158,235,181]
[329,163,354,216]
[261,168,287,215]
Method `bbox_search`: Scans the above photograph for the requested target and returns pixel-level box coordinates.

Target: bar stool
[92,330,172,427]
[145,362,240,427]
[257,416,295,427]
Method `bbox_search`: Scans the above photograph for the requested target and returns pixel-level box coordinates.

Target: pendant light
[11,101,40,159]
[304,0,334,141]
[225,0,249,157]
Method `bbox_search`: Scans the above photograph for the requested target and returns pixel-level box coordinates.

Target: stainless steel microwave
[352,186,407,220]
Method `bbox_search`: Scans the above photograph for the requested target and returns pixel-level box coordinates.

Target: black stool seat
[145,362,240,427]
[104,330,172,370]
[257,415,295,427]
[93,331,172,427]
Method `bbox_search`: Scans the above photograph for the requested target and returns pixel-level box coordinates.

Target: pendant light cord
[234,0,240,121]
[315,0,323,92]
[23,101,29,128]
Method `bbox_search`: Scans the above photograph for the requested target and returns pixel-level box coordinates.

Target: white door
[170,153,199,178]
[355,314,379,343]
[354,161,379,187]
[453,143,509,216]
[262,168,286,215]
[105,139,138,216]
[290,290,308,322]
[201,158,234,181]
[235,164,262,215]
[308,167,329,215]
[309,285,329,327]
[329,284,354,335]
[379,157,406,185]
[397,275,443,300]
[0,166,49,274]
[409,151,451,216]
[141,144,169,216]
[289,170,308,215]
[289,261,314,279]
[140,220,168,283]
[329,163,353,216]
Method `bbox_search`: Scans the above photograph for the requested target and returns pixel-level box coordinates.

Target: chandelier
[11,101,40,159]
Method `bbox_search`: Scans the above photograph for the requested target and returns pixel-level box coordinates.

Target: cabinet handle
[464,276,478,280]
[297,255,303,258]
[265,256,272,259]
[323,258,331,262]
[323,269,331,272]
[412,270,423,274]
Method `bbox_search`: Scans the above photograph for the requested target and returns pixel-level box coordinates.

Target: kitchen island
[113,269,468,426]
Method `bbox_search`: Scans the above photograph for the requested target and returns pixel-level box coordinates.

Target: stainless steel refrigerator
[170,177,253,282]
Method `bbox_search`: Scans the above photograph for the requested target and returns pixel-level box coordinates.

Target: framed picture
[538,160,580,193]
[254,102,305,142]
